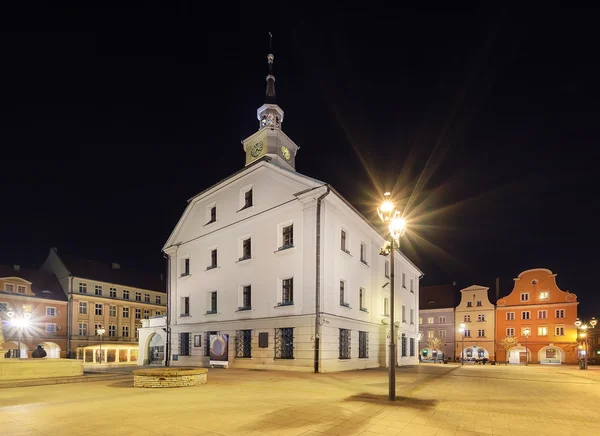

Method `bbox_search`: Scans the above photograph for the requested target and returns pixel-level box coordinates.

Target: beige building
[454,285,496,361]
[41,248,166,363]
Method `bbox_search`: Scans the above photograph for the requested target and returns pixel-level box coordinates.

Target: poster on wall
[209,333,229,368]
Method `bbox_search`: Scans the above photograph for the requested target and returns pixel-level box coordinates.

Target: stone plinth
[0,358,83,381]
[132,367,208,388]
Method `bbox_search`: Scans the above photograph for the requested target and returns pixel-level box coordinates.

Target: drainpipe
[164,251,171,367]
[314,186,330,373]
[67,276,73,358]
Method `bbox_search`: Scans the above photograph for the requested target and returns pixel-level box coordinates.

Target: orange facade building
[496,268,578,364]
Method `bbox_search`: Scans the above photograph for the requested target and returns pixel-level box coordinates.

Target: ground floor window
[179,333,190,356]
[401,334,407,357]
[339,329,351,359]
[76,345,138,363]
[359,331,368,358]
[466,348,473,358]
[236,330,252,358]
[546,349,557,359]
[410,338,415,356]
[275,328,294,359]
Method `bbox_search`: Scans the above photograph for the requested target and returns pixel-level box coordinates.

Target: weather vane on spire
[269,32,273,52]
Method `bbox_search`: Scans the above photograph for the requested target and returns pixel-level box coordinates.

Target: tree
[498,336,518,365]
[427,336,443,363]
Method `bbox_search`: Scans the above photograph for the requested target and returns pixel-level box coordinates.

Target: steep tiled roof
[0,265,67,302]
[55,250,165,293]
[419,283,458,310]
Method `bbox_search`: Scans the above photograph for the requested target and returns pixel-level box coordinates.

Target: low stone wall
[0,358,83,381]
[133,367,208,388]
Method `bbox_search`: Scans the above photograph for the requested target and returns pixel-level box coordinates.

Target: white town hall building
[161,46,422,372]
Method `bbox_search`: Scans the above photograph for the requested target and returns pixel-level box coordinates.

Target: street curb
[0,373,132,389]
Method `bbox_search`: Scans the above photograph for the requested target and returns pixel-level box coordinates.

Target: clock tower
[243,35,299,171]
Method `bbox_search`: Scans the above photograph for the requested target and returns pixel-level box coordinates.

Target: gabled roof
[53,250,165,293]
[419,283,457,310]
[0,265,67,302]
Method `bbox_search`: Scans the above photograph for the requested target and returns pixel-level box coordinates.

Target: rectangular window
[109,305,116,317]
[546,349,557,358]
[521,293,529,301]
[540,291,549,300]
[555,309,565,318]
[123,290,129,300]
[339,329,351,359]
[4,284,14,292]
[282,278,293,305]
[258,332,268,348]
[402,305,406,323]
[181,297,189,316]
[244,189,253,208]
[122,307,129,318]
[410,279,414,293]
[536,310,547,319]
[210,249,218,268]
[274,327,294,359]
[538,326,548,336]
[155,295,161,304]
[122,325,129,338]
[209,291,217,313]
[341,229,347,252]
[79,283,87,294]
[506,328,515,337]
[17,285,26,294]
[555,326,565,336]
[359,331,369,358]
[46,307,56,317]
[360,242,367,264]
[135,308,141,319]
[179,333,190,356]
[135,292,141,302]
[95,285,102,296]
[478,314,485,322]
[236,330,252,358]
[409,338,415,356]
[95,304,103,316]
[427,330,434,338]
[464,315,471,322]
[46,323,56,333]
[439,316,447,324]
[507,312,515,320]
[410,308,414,324]
[522,311,531,320]
[427,317,434,324]
[110,288,117,298]
[78,302,87,314]
[209,206,217,223]
[339,281,347,306]
[478,329,485,337]
[384,297,389,316]
[359,288,366,311]
[282,225,294,249]
[94,323,102,335]
[182,258,190,276]
[476,300,482,306]
[241,238,252,260]
[242,285,252,309]
[402,273,406,288]
[464,329,471,337]
[144,294,150,303]
[467,301,472,307]
[401,335,407,357]
[78,322,87,336]
[108,325,116,337]
[439,330,447,338]
[143,310,150,319]
[384,260,390,278]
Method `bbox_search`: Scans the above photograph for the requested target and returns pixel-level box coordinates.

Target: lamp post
[523,328,530,366]
[575,317,597,370]
[6,310,31,358]
[458,323,466,365]
[97,327,105,364]
[377,192,407,401]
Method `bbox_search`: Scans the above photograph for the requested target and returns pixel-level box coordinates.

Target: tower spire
[265,32,276,104]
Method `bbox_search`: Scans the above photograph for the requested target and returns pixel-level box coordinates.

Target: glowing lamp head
[591,317,597,328]
[377,192,396,223]
[460,323,466,329]
[580,332,587,338]
[6,310,15,318]
[11,317,29,328]
[575,318,582,327]
[97,328,106,336]
[389,215,407,238]
[582,324,588,331]
[523,328,530,337]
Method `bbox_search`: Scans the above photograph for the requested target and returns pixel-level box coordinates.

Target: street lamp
[523,328,530,366]
[575,317,597,370]
[6,310,31,358]
[458,323,466,365]
[97,327,105,364]
[377,192,407,401]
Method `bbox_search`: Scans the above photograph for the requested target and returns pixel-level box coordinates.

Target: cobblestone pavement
[1,363,600,436]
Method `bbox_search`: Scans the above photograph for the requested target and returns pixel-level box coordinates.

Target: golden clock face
[281,145,291,161]
[251,141,263,158]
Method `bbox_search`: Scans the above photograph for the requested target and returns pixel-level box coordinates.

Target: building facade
[418,283,456,362]
[455,285,496,361]
[496,268,578,364]
[163,48,422,372]
[0,265,67,358]
[41,248,166,363]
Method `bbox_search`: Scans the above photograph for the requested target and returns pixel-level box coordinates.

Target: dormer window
[520,293,529,302]
[17,285,26,294]
[540,291,549,300]
[4,283,14,292]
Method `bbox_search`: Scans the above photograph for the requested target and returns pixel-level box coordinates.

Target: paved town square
[2,364,600,436]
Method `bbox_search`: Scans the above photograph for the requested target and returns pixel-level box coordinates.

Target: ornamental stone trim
[132,367,207,388]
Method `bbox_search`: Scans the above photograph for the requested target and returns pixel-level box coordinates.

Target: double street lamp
[458,323,466,365]
[575,317,597,370]
[377,192,407,401]
[6,310,31,358]
[523,328,530,366]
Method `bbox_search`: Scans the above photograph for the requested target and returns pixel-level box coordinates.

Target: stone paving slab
[1,364,599,435]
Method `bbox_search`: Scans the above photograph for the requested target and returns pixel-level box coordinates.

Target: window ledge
[237,205,255,214]
[237,256,253,264]
[205,311,219,316]
[340,249,352,257]
[205,265,219,271]
[204,219,218,227]
[359,308,369,313]
[360,260,370,267]
[235,357,253,359]
[357,357,370,360]
[275,302,294,308]
[338,358,351,361]
[340,304,352,309]
[236,307,253,312]
[179,314,191,318]
[180,274,192,279]
[274,245,296,254]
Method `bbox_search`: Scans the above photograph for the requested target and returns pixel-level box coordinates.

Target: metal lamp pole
[523,328,530,366]
[575,318,596,370]
[458,323,465,365]
[97,327,105,364]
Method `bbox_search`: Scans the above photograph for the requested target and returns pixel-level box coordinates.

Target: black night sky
[1,5,598,315]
